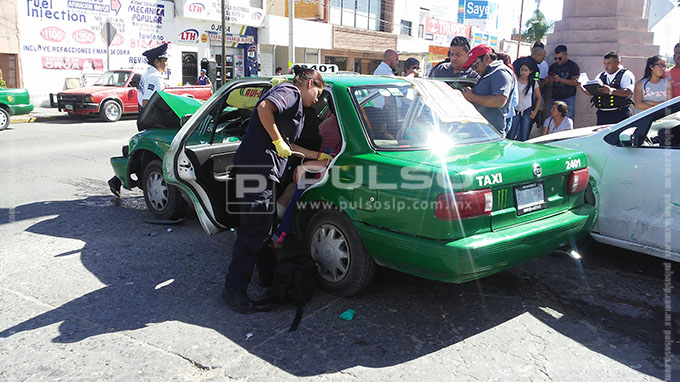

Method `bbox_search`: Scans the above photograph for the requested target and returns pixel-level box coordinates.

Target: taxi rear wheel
[306,209,375,296]
[142,160,187,220]
[0,108,9,130]
[100,100,122,122]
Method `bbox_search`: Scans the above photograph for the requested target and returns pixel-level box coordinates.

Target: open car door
[165,79,273,235]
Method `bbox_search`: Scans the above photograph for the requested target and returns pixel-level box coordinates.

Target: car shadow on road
[0,196,677,378]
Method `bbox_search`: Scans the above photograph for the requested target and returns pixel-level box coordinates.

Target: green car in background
[155,76,597,296]
[0,88,34,130]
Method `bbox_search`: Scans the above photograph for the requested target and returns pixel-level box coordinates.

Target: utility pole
[221,0,226,85]
[516,0,525,58]
[288,0,295,70]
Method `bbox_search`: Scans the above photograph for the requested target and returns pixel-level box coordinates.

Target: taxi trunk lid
[377,140,588,236]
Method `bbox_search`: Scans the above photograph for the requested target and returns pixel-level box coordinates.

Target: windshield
[352,79,500,150]
[94,71,131,86]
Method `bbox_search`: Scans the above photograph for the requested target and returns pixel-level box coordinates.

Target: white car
[528,98,680,261]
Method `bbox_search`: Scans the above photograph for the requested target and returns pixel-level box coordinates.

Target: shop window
[354,58,382,75]
[330,0,381,30]
[325,56,347,71]
[400,20,412,36]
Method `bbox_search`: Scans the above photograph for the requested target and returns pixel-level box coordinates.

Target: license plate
[65,104,73,111]
[514,182,546,215]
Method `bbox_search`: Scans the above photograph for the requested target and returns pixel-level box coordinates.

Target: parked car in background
[50,70,212,122]
[0,87,34,130]
[160,76,597,296]
[528,97,680,261]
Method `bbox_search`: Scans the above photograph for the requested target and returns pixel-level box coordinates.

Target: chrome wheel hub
[105,103,120,120]
[146,171,168,211]
[310,224,350,282]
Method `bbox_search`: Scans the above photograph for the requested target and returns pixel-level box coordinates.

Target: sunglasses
[470,58,481,70]
[653,63,667,69]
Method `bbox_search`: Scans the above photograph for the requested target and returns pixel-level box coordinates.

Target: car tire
[0,108,9,131]
[306,209,375,296]
[142,159,187,220]
[100,100,122,122]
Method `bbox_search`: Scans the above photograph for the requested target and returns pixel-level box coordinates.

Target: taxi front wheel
[306,209,375,296]
[142,160,187,220]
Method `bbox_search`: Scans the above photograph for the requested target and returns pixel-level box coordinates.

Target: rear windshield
[94,71,131,86]
[351,79,500,150]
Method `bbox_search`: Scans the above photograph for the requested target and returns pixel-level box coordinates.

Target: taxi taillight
[568,167,589,195]
[435,189,493,220]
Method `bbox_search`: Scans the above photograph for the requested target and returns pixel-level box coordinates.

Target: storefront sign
[41,56,104,70]
[208,31,254,45]
[20,0,176,99]
[465,0,491,20]
[176,0,265,27]
[178,28,200,43]
[425,17,470,38]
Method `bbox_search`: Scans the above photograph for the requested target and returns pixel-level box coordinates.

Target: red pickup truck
[50,70,212,122]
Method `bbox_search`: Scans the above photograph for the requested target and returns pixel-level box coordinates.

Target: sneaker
[221,289,256,314]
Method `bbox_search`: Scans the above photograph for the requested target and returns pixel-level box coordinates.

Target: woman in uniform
[222,65,325,313]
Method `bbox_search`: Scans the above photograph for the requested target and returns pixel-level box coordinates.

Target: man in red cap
[461,44,516,134]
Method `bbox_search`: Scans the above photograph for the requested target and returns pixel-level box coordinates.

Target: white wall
[258,15,332,49]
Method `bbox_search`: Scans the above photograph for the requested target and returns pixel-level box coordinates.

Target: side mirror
[619,127,637,147]
[180,114,193,126]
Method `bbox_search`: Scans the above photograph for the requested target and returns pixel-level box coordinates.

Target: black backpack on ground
[267,237,317,331]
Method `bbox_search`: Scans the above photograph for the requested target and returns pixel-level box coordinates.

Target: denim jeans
[508,108,533,141]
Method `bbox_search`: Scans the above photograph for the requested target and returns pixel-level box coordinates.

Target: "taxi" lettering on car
[476,173,502,187]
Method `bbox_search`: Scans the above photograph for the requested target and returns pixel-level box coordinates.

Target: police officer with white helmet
[109,43,170,196]
[138,44,169,110]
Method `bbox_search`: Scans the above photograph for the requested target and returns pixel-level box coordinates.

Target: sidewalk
[10,106,69,124]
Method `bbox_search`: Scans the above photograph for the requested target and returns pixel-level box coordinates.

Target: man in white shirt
[373,49,399,76]
[580,51,635,125]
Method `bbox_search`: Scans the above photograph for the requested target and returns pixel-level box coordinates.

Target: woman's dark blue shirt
[234,83,305,182]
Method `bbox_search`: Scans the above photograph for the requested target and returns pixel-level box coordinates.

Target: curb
[10,115,69,124]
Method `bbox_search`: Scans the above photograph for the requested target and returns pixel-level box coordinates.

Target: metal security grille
[182,52,198,86]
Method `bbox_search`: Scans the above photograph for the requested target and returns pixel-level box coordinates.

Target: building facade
[17,0,265,105]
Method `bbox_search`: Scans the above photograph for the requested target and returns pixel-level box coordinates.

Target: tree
[522,8,553,43]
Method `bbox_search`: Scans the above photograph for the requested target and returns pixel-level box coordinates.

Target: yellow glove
[272,138,292,158]
[317,152,333,161]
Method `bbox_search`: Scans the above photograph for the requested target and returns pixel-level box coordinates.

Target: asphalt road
[0,117,678,381]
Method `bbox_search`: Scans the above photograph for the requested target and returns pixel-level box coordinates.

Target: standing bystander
[512,45,545,84]
[580,51,635,125]
[403,58,420,77]
[548,45,580,120]
[461,45,516,135]
[666,43,680,98]
[429,36,479,79]
[633,55,671,111]
[374,49,399,76]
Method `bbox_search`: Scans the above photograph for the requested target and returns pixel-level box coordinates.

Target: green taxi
[117,76,598,296]
[0,88,34,130]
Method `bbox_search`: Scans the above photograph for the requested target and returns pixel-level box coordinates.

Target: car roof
[266,74,411,87]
